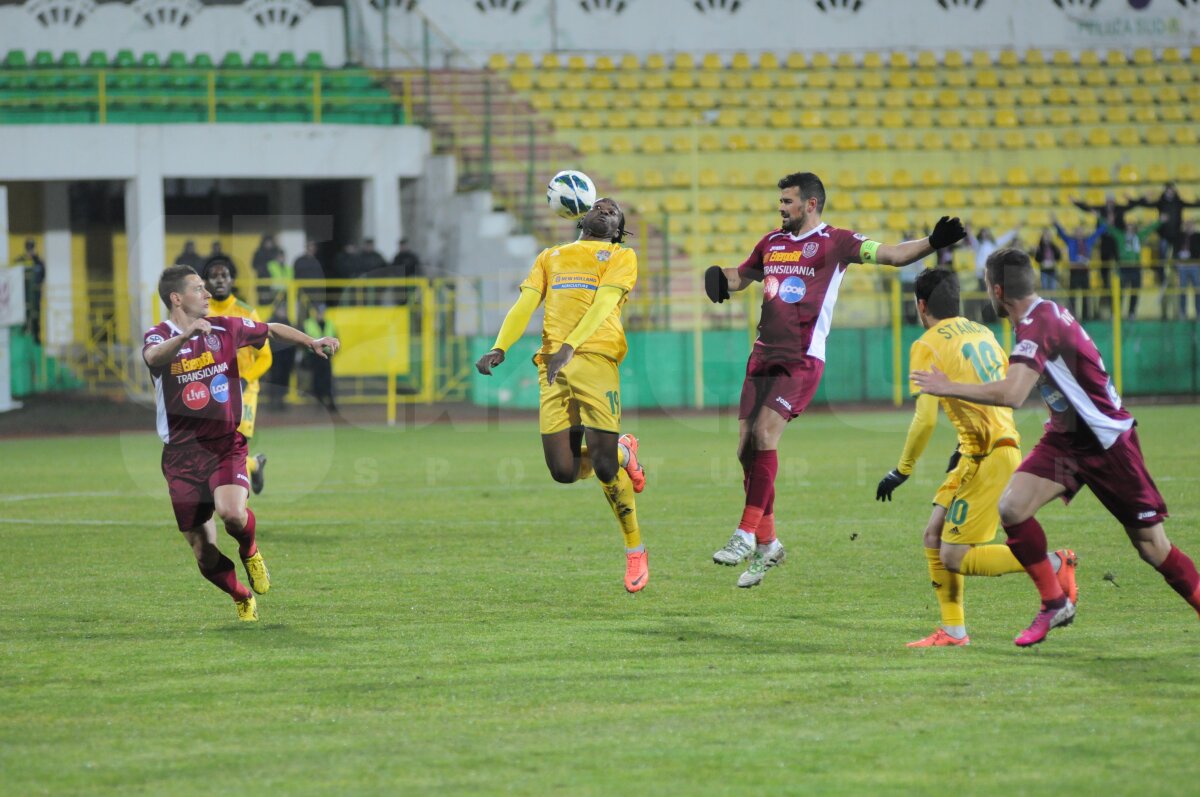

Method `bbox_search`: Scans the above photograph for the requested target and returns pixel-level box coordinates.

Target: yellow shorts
[538,352,621,435]
[933,445,1021,545]
[238,382,259,439]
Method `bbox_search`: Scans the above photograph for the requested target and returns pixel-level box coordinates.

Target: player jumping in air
[475,197,649,593]
[913,247,1200,646]
[704,171,967,588]
[202,256,272,494]
[876,267,1075,647]
[144,265,339,621]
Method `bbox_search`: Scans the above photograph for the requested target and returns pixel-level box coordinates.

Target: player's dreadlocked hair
[576,199,633,244]
[200,254,237,281]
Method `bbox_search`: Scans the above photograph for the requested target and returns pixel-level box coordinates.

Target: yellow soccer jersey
[520,239,636,364]
[909,316,1019,455]
[208,294,273,383]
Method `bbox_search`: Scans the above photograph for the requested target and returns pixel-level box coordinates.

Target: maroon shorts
[738,353,825,421]
[160,434,250,531]
[1017,428,1168,528]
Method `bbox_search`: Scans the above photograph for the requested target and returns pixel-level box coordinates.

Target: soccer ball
[546,170,597,220]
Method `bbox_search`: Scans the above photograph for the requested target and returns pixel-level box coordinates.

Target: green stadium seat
[276,52,298,69]
[33,50,54,67]
[114,49,135,68]
[192,53,214,69]
[85,50,107,68]
[59,51,80,68]
[220,52,244,69]
[302,52,325,70]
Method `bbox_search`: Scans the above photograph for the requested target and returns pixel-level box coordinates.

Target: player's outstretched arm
[877,393,938,501]
[476,287,542,375]
[874,217,966,267]
[268,323,340,359]
[911,362,1039,409]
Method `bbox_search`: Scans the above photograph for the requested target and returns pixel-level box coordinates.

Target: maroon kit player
[704,171,967,588]
[913,247,1200,646]
[143,265,340,621]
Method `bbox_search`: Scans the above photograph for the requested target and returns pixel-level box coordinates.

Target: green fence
[468,320,1200,409]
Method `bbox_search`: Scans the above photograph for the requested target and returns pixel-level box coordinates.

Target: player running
[202,256,272,494]
[475,197,649,593]
[876,267,1075,647]
[913,247,1200,646]
[704,171,967,588]
[144,265,339,621]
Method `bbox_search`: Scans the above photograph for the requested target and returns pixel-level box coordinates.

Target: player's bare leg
[215,484,269,595]
[542,429,584,484]
[183,517,256,620]
[585,427,648,593]
[1125,522,1200,617]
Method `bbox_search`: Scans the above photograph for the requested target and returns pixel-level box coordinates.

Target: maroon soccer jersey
[737,223,870,362]
[143,316,269,445]
[1007,298,1133,450]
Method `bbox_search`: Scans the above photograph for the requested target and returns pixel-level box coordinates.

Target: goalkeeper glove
[928,216,966,250]
[876,469,908,502]
[705,265,730,303]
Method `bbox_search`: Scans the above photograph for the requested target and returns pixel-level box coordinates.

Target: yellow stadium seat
[698,168,721,189]
[860,131,885,150]
[1144,126,1171,145]
[888,191,915,211]
[916,50,938,69]
[913,190,940,211]
[943,188,967,208]
[911,90,935,109]
[1116,164,1141,185]
[718,194,745,214]
[1079,50,1101,67]
[998,50,1019,68]
[970,51,991,68]
[1173,126,1199,145]
[887,71,912,89]
[662,194,688,215]
[859,193,885,212]
[641,169,665,189]
[664,91,688,109]
[835,52,856,69]
[807,72,833,89]
[994,108,1019,128]
[1051,50,1073,67]
[1001,130,1029,149]
[919,131,945,151]
[1000,188,1025,207]
[512,53,534,70]
[666,170,690,189]
[618,54,639,71]
[979,167,1002,187]
[729,52,751,71]
[1024,49,1046,66]
[577,135,601,156]
[726,132,751,151]
[1114,127,1141,147]
[1055,69,1081,87]
[893,131,917,150]
[785,52,806,69]
[1028,188,1053,207]
[1045,86,1071,105]
[1086,128,1113,147]
[974,188,998,206]
[1178,162,1200,182]
[1104,49,1126,66]
[1032,130,1056,149]
[609,135,634,155]
[865,169,888,189]
[963,91,989,109]
[642,72,667,91]
[1075,106,1101,125]
[1047,107,1073,126]
[534,71,562,90]
[1060,128,1085,147]
[753,132,778,151]
[859,71,885,90]
[944,51,965,69]
[1006,166,1031,187]
[699,53,721,71]
[697,195,718,215]
[945,69,970,88]
[557,93,583,110]
[593,55,615,71]
[886,212,912,232]
[948,131,972,151]
[833,71,857,91]
[1085,165,1110,185]
[668,72,694,90]
[562,73,587,91]
[809,131,834,150]
[758,52,781,69]
[748,71,773,91]
[667,134,691,154]
[833,132,861,150]
[1082,69,1108,87]
[644,53,666,70]
[698,132,722,152]
[565,55,587,71]
[539,53,560,70]
[1113,68,1138,87]
[487,53,508,71]
[508,72,534,91]
[613,169,638,190]
[863,52,885,69]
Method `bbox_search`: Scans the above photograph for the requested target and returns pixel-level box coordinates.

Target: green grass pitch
[2,405,1199,796]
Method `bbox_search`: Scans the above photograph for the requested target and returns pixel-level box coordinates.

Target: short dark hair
[777,172,826,213]
[913,268,960,320]
[159,264,198,308]
[985,247,1037,300]
[201,255,236,281]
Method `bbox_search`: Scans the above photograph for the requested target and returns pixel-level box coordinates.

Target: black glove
[946,447,962,473]
[705,265,730,304]
[928,216,966,250]
[876,469,908,502]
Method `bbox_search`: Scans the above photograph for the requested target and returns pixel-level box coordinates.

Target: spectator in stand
[208,240,231,266]
[333,242,361,280]
[1176,221,1200,320]
[264,299,295,411]
[1104,216,1163,320]
[1072,192,1138,234]
[293,240,326,310]
[1053,214,1106,321]
[391,238,421,278]
[358,238,387,274]
[303,304,337,411]
[1097,208,1119,302]
[1031,229,1063,291]
[1134,182,1200,265]
[174,240,204,271]
[251,234,282,304]
[965,223,1022,323]
[265,248,293,308]
[14,239,45,344]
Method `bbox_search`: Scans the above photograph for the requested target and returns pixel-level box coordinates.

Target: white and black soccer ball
[546,170,597,220]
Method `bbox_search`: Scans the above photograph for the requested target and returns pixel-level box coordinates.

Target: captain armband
[859,240,882,265]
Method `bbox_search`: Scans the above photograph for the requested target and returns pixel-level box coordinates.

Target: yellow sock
[925,547,964,627]
[617,442,629,469]
[959,544,1025,577]
[247,456,258,476]
[600,469,641,550]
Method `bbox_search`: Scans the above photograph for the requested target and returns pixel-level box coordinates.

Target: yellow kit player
[475,197,649,593]
[875,268,1076,647]
[202,257,273,494]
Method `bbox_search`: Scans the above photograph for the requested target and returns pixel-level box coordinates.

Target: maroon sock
[1004,517,1064,605]
[739,450,778,534]
[199,554,251,601]
[225,508,257,560]
[1156,545,1200,614]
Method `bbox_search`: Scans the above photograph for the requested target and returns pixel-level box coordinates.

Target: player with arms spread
[913,247,1200,646]
[704,171,967,588]
[877,267,1075,647]
[202,256,272,494]
[144,265,340,621]
[476,197,650,593]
